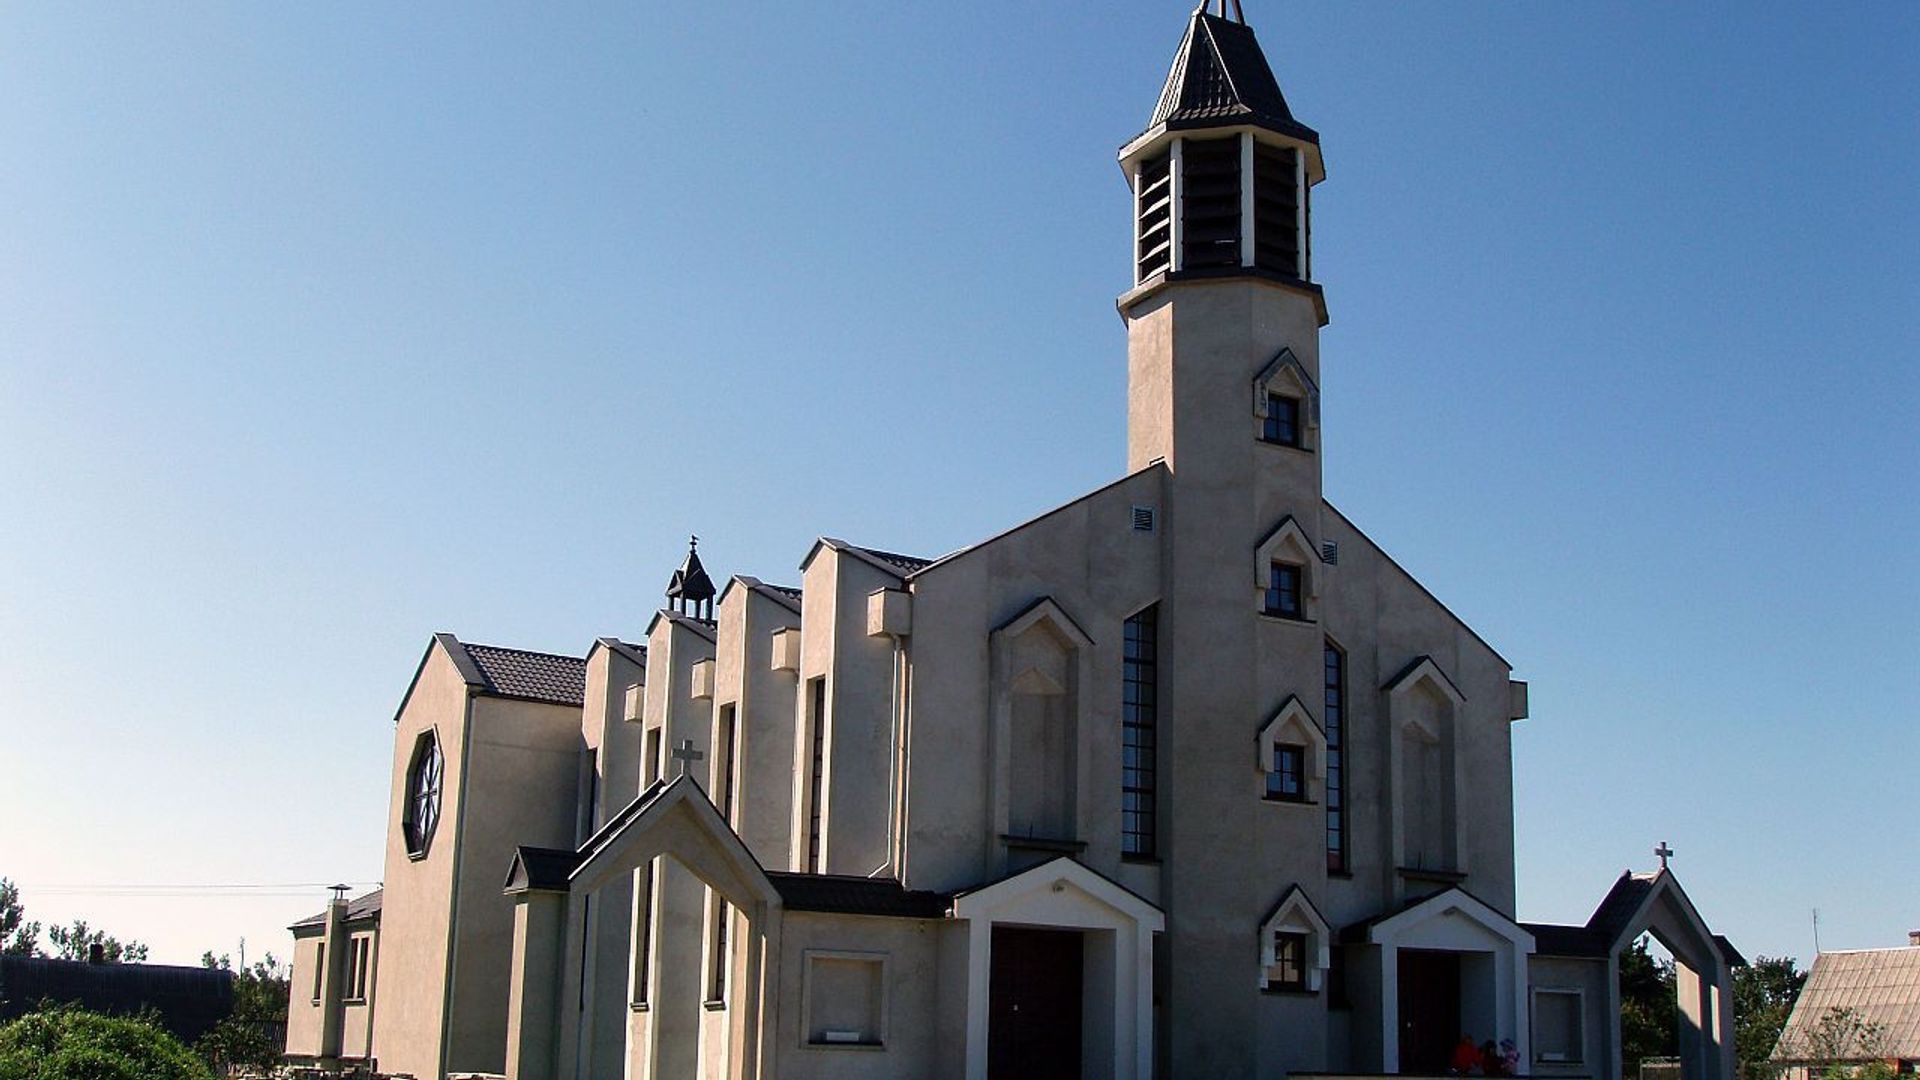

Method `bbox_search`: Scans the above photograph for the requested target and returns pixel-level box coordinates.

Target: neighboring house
[1772,934,1920,1079]
[285,888,383,1070]
[288,5,1742,1080]
[0,953,233,1044]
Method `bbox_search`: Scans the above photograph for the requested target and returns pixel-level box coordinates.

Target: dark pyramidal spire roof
[1142,1,1318,145]
[666,535,716,606]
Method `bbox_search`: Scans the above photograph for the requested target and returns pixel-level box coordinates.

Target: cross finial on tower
[1197,0,1247,23]
[671,738,704,777]
[1654,841,1675,871]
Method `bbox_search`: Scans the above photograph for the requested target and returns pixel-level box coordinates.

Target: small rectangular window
[1262,394,1301,447]
[1265,562,1303,619]
[804,952,886,1047]
[1534,988,1584,1062]
[312,942,325,1003]
[1265,931,1307,991]
[1266,744,1306,802]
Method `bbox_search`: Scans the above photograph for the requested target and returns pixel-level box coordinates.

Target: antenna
[1812,908,1821,954]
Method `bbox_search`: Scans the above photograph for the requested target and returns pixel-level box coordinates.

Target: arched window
[403,731,443,858]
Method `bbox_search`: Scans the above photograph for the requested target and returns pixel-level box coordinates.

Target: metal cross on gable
[671,738,704,777]
[1654,841,1675,871]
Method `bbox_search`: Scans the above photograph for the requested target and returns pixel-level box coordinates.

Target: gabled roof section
[800,537,940,580]
[909,462,1169,580]
[1143,9,1318,145]
[289,889,383,932]
[766,873,950,919]
[719,575,804,615]
[592,637,648,669]
[460,641,587,707]
[1581,868,1744,969]
[1774,946,1920,1061]
[1586,871,1659,942]
[504,846,581,895]
[645,609,718,642]
[1322,501,1512,670]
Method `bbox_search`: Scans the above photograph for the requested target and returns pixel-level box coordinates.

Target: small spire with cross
[671,738,704,778]
[1654,841,1674,872]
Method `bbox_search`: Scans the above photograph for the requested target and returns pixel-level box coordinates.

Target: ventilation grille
[1135,151,1173,281]
[1320,540,1339,565]
[1180,136,1242,271]
[1254,143,1300,277]
[1132,506,1157,532]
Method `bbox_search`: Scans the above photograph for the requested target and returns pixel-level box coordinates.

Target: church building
[285,5,1740,1079]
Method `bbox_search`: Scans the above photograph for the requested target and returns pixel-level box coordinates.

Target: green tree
[0,1005,215,1080]
[194,952,290,1074]
[1734,955,1807,1080]
[0,879,40,957]
[44,921,148,964]
[1621,936,1679,1077]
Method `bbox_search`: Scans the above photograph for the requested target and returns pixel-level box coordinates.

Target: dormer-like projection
[1123,2,1323,290]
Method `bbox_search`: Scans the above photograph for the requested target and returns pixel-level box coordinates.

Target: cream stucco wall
[372,645,469,1080]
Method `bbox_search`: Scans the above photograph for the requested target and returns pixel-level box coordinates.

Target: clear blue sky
[1,2,1913,967]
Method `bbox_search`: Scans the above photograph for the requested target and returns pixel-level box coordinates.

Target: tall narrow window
[633,863,655,1006]
[1265,562,1304,619]
[717,704,738,826]
[311,942,325,1002]
[806,677,826,873]
[1136,150,1173,281]
[1122,606,1159,858]
[644,727,663,788]
[706,896,729,1004]
[1262,394,1301,447]
[1253,142,1301,276]
[1324,640,1347,872]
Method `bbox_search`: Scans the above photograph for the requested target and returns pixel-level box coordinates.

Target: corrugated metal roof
[1775,947,1920,1061]
[461,642,586,706]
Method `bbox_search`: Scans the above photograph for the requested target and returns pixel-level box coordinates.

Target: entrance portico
[1344,887,1536,1075]
[951,857,1163,1080]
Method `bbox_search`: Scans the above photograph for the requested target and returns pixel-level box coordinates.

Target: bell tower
[1120,6,1337,1075]
[1120,0,1328,482]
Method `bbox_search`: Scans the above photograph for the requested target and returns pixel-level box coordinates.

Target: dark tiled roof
[1144,12,1318,144]
[290,888,383,932]
[461,642,587,706]
[764,584,802,602]
[1585,871,1658,941]
[0,957,233,1043]
[767,873,950,919]
[1523,922,1612,958]
[857,547,933,575]
[505,846,581,894]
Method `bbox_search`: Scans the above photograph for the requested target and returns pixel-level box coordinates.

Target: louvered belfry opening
[1180,136,1242,271]
[1253,141,1301,277]
[1136,150,1173,280]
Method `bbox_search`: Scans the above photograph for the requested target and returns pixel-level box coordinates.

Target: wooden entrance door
[1398,948,1462,1074]
[989,927,1084,1080]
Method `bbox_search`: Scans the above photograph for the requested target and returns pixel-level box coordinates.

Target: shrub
[0,1005,215,1080]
